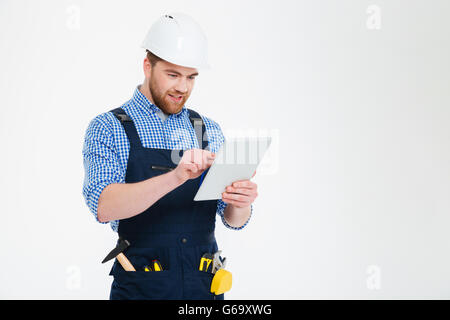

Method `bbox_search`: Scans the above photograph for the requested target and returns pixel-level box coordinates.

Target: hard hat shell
[142,12,210,70]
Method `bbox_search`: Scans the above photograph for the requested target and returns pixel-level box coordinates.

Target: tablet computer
[194,137,272,201]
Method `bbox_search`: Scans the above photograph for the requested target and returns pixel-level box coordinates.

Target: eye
[169,74,177,78]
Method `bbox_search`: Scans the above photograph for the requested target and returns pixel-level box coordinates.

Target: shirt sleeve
[202,116,253,230]
[82,114,125,226]
[216,199,253,231]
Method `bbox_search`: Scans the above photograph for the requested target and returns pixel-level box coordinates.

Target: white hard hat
[142,12,210,70]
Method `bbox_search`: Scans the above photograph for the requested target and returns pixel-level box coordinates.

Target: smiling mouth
[168,94,183,102]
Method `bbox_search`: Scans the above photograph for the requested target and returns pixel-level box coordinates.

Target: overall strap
[110,107,143,149]
[110,107,210,150]
[187,108,209,151]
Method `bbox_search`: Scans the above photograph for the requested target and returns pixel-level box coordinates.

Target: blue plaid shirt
[82,86,252,232]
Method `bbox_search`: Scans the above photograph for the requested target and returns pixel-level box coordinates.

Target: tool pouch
[210,269,232,295]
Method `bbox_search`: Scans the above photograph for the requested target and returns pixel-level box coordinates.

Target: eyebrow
[164,69,199,77]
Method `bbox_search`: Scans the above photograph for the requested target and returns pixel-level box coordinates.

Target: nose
[174,77,188,94]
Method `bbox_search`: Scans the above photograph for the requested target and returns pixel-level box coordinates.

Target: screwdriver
[143,265,153,272]
[152,260,163,271]
[143,259,163,272]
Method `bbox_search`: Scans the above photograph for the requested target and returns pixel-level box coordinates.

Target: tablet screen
[194,137,272,201]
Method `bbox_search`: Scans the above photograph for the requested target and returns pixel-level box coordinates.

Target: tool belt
[105,232,232,300]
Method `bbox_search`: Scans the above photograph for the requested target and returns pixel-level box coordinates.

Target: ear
[143,57,152,78]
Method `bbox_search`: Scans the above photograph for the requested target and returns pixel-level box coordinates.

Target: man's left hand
[221,171,258,208]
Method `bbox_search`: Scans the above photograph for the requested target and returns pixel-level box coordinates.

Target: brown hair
[146,50,163,67]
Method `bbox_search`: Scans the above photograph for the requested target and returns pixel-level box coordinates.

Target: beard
[148,78,187,115]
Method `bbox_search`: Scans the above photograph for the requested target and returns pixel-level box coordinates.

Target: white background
[1,0,449,299]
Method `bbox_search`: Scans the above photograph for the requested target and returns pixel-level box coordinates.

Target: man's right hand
[98,148,215,223]
[173,148,216,183]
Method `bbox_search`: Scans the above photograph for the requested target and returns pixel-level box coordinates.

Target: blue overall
[108,107,223,300]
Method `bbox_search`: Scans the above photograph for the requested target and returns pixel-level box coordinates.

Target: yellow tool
[211,269,232,295]
[199,253,213,272]
[143,265,152,272]
[143,259,163,272]
[199,251,233,295]
[152,260,163,271]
